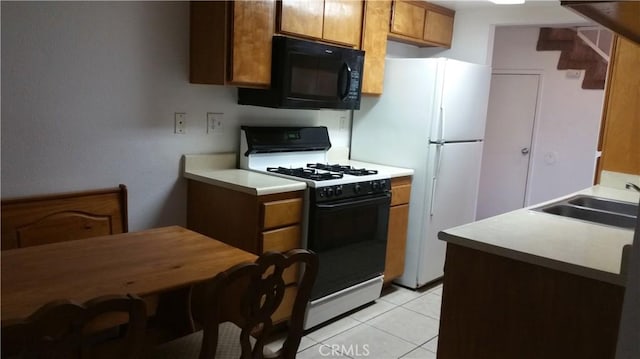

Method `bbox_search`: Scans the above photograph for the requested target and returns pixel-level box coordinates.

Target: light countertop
[183,154,413,195]
[439,185,639,286]
[346,160,414,178]
[183,154,306,196]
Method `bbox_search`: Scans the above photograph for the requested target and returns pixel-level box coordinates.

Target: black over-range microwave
[238,36,364,110]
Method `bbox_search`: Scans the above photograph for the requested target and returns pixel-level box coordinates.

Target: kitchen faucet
[625,182,640,192]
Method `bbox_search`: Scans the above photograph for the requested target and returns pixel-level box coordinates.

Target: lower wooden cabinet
[439,244,624,359]
[186,180,304,323]
[384,176,412,285]
[187,180,303,254]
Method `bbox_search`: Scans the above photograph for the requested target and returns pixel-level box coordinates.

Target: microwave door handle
[338,63,352,100]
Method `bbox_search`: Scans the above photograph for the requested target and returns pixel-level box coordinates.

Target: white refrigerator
[350,58,491,288]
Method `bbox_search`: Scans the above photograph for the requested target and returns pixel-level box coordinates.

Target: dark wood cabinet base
[438,244,625,359]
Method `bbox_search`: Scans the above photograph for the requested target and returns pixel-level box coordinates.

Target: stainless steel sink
[533,195,638,229]
[568,195,638,216]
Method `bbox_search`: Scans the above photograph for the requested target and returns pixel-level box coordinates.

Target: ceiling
[430,0,561,11]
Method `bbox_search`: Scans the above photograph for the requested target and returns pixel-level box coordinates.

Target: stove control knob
[318,189,325,198]
[372,181,380,191]
[353,184,361,194]
[380,179,387,189]
[335,186,343,196]
[326,187,334,197]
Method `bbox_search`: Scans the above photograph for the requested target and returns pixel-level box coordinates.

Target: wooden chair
[149,249,318,359]
[1,294,147,359]
[1,184,128,250]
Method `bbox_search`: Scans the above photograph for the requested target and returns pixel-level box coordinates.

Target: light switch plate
[207,112,224,134]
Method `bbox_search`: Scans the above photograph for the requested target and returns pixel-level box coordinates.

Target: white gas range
[240,126,391,329]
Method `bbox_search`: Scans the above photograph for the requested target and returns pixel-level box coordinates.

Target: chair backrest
[1,294,146,359]
[1,184,128,250]
[195,249,318,359]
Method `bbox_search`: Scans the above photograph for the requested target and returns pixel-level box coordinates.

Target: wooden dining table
[1,225,257,326]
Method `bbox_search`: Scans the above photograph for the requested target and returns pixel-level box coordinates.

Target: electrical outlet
[566,69,581,79]
[207,112,224,134]
[174,113,186,134]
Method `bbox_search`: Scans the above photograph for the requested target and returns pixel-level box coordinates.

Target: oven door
[307,193,391,301]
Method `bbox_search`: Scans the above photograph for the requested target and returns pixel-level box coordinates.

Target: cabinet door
[323,0,364,47]
[600,36,640,176]
[390,0,425,39]
[361,0,391,95]
[279,0,324,40]
[423,9,453,47]
[230,0,276,86]
[384,204,409,283]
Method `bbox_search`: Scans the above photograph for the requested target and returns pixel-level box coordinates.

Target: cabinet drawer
[391,184,411,206]
[262,225,301,285]
[261,198,303,230]
[262,225,301,252]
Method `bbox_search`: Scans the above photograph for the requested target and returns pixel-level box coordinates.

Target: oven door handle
[316,194,390,210]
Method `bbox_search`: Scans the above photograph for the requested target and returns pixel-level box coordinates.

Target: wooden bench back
[1,185,128,250]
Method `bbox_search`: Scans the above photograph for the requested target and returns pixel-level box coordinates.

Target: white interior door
[476,73,540,220]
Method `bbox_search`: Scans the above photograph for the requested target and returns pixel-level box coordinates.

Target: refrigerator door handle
[429,143,444,217]
[429,176,438,217]
[430,107,445,144]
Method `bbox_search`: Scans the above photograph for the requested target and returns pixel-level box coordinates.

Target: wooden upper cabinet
[361,0,391,95]
[279,0,324,39]
[278,0,364,48]
[190,1,275,87]
[599,36,640,176]
[390,0,425,39]
[389,0,455,48]
[323,0,364,47]
[423,8,454,46]
[230,1,276,85]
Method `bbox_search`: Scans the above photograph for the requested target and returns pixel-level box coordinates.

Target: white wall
[488,26,604,204]
[0,2,351,230]
[421,2,590,65]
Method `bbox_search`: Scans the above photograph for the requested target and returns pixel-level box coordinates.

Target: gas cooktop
[266,167,344,181]
[307,163,379,176]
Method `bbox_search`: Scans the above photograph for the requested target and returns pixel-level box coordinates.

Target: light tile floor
[295,283,443,359]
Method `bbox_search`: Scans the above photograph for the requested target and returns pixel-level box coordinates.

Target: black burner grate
[307,163,378,176]
[267,167,343,181]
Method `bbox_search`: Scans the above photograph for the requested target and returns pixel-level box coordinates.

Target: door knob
[521,148,530,155]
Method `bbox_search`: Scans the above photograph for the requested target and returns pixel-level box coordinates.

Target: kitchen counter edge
[347,160,414,178]
[439,185,639,286]
[184,169,307,196]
